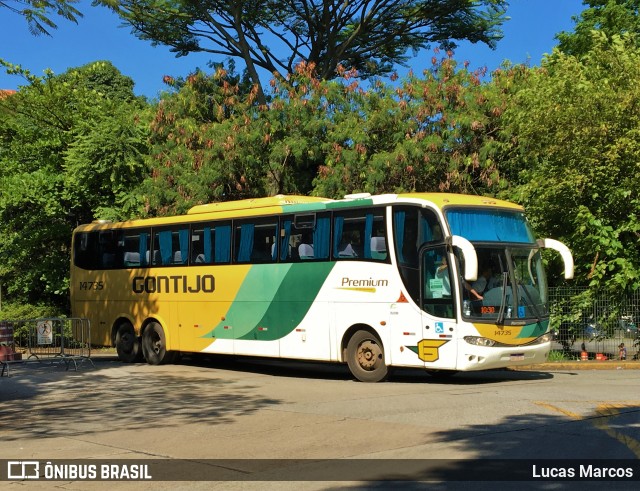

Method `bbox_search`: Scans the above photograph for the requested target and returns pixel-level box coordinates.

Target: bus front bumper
[455,341,551,371]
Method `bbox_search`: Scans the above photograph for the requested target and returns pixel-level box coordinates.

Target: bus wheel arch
[343,325,388,383]
[141,319,176,365]
[113,318,142,363]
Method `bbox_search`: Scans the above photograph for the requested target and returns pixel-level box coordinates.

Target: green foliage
[137,67,265,215]
[135,56,516,216]
[0,60,151,309]
[498,33,640,292]
[2,0,82,35]
[547,350,570,362]
[95,0,508,101]
[312,59,520,198]
[557,0,640,57]
[0,301,63,321]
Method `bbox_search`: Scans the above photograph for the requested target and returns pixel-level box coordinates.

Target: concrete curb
[514,361,640,370]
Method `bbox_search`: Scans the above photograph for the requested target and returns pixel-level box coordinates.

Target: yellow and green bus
[71,193,573,382]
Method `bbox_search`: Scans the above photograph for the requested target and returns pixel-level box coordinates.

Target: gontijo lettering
[132,275,215,294]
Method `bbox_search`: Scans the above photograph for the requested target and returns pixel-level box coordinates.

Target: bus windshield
[440,206,549,321]
[458,246,549,322]
[445,207,536,243]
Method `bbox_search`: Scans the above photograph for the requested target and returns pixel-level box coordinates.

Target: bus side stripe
[237,262,335,341]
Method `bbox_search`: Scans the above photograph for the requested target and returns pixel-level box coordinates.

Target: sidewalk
[515,360,640,371]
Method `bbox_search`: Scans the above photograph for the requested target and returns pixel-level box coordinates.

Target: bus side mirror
[538,238,574,280]
[449,235,478,282]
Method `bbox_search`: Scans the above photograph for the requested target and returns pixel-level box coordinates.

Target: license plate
[510,354,525,361]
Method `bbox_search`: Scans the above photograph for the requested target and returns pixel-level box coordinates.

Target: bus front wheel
[142,322,174,365]
[346,330,388,382]
[115,321,141,363]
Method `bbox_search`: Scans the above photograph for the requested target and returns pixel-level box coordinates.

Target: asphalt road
[1,355,639,490]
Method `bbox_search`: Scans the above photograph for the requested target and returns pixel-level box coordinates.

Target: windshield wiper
[497,271,509,325]
[519,281,543,323]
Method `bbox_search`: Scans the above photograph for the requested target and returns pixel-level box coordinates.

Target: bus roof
[397,193,524,211]
[187,195,330,214]
[74,192,523,232]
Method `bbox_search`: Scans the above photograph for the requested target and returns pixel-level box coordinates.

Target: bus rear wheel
[346,330,388,382]
[115,321,141,363]
[142,321,174,365]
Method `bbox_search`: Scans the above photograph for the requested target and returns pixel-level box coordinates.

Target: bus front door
[419,245,458,371]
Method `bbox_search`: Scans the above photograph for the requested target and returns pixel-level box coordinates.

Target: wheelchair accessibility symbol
[435,322,444,334]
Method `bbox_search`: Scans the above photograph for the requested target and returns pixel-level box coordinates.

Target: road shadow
[0,358,281,441]
[315,402,640,490]
[180,354,555,385]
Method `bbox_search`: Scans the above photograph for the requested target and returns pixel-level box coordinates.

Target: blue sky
[0,1,586,99]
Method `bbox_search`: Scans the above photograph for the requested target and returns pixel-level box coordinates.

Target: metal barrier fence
[549,287,640,360]
[1,318,94,376]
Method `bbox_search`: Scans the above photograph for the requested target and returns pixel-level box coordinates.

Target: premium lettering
[341,277,389,287]
[132,275,215,294]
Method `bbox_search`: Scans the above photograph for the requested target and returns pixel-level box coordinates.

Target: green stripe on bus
[209,265,291,339]
[516,319,549,339]
[237,262,335,341]
[325,199,374,209]
[209,262,335,341]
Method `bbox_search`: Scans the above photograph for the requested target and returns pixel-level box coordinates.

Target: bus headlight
[464,336,496,347]
[534,333,553,344]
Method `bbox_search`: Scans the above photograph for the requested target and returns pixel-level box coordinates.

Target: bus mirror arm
[448,235,478,282]
[538,238,574,280]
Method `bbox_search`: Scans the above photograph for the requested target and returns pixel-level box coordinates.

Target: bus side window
[122,229,150,268]
[74,231,108,270]
[152,228,189,266]
[332,209,386,261]
[393,206,442,267]
[234,219,278,263]
[191,222,231,264]
[97,231,118,269]
[394,206,443,304]
[190,227,207,264]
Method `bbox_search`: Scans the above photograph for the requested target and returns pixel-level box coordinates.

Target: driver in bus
[468,264,495,301]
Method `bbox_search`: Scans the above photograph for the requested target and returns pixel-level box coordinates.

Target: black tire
[141,321,174,365]
[346,330,388,382]
[115,321,141,363]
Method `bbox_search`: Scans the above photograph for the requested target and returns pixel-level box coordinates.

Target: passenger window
[152,227,189,266]
[280,213,330,262]
[190,222,231,264]
[393,206,442,267]
[121,229,151,268]
[332,209,387,261]
[234,219,278,263]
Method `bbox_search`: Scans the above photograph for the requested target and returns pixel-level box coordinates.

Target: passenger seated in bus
[468,264,495,301]
[338,231,360,258]
[298,232,314,259]
[370,236,387,260]
[338,241,357,258]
